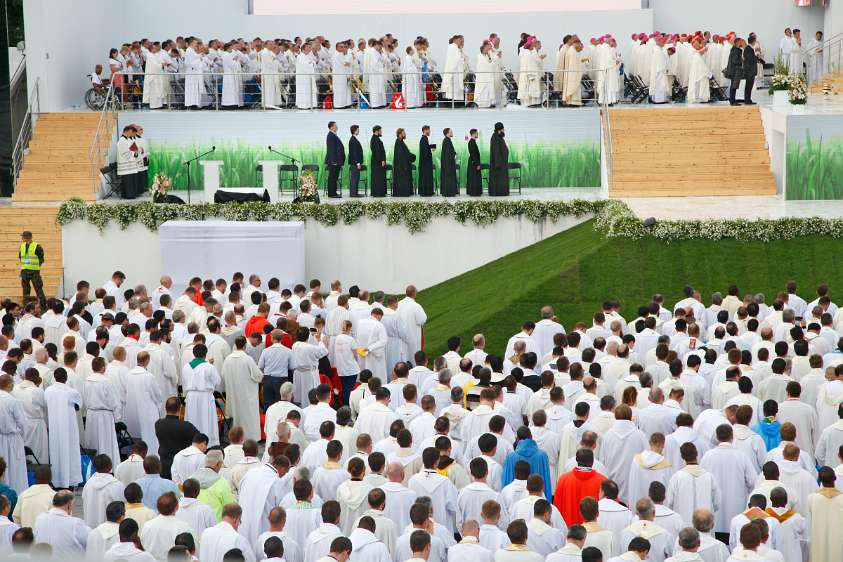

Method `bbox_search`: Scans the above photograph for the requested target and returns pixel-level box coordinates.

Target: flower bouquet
[293,170,320,203]
[149,173,173,203]
[768,56,792,95]
[789,73,808,105]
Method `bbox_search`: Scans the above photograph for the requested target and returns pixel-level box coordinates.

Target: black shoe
[744,101,757,105]
[328,194,341,199]
[351,194,365,198]
[729,101,741,106]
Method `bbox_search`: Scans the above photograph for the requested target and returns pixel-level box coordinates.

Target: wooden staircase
[13,112,116,203]
[0,208,63,298]
[608,106,777,197]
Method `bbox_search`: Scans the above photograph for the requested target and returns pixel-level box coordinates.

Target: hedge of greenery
[57,197,843,240]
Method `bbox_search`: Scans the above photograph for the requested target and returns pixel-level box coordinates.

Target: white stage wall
[61,214,592,296]
[159,221,305,295]
[24,0,652,112]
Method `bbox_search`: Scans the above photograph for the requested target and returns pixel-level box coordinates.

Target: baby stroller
[115,422,137,461]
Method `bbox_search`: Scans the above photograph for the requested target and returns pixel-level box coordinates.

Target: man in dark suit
[743,38,758,105]
[726,38,744,106]
[154,396,198,478]
[325,121,345,198]
[348,124,364,197]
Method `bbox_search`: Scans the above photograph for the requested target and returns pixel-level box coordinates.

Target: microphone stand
[267,145,299,166]
[183,147,216,204]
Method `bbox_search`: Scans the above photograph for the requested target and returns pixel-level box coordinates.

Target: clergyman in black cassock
[370,126,388,197]
[439,128,458,196]
[466,128,482,196]
[489,121,510,197]
[392,128,416,197]
[418,126,435,196]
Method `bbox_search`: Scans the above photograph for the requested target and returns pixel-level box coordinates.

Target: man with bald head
[449,520,493,562]
[123,351,164,461]
[154,276,173,308]
[397,285,427,362]
[533,306,565,360]
[33,490,90,555]
[381,462,418,531]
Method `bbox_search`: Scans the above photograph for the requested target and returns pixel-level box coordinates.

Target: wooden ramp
[13,112,116,203]
[608,106,777,198]
[0,207,63,298]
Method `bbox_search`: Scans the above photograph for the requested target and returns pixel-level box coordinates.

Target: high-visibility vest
[20,242,40,271]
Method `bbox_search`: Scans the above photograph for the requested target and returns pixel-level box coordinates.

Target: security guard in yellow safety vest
[19,230,46,307]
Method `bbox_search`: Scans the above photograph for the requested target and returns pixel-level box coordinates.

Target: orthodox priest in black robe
[439,128,458,197]
[466,128,482,196]
[489,121,510,196]
[392,128,416,197]
[370,125,388,197]
[418,126,435,196]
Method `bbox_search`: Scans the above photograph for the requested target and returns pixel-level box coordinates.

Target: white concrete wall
[61,214,591,296]
[25,0,652,111]
[651,0,825,61]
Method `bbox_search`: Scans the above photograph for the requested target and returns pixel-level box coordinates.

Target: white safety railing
[88,81,119,196]
[806,32,843,85]
[11,78,40,192]
[106,68,617,111]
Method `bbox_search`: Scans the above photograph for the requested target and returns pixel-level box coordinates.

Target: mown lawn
[419,220,843,357]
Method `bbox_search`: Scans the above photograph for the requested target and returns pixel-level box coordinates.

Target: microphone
[211,146,216,151]
[268,145,272,151]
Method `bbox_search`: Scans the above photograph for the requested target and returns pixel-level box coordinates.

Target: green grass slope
[419,220,843,357]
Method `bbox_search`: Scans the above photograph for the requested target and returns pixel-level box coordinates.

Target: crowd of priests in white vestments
[1,273,843,562]
[106,32,630,110]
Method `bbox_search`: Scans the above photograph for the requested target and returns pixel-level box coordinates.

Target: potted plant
[769,56,791,107]
[293,169,320,203]
[789,73,808,105]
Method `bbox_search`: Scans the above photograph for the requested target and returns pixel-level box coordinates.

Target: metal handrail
[107,67,616,111]
[88,81,118,197]
[806,32,843,84]
[11,78,40,192]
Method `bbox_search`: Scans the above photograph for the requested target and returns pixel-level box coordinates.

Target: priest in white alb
[357,309,389,382]
[442,36,468,104]
[665,443,719,526]
[332,42,353,109]
[296,43,318,110]
[183,344,222,447]
[397,286,427,365]
[0,375,28,492]
[83,357,122,465]
[199,504,255,562]
[221,337,263,442]
[12,368,49,464]
[124,352,163,457]
[686,42,712,104]
[562,39,588,107]
[44,368,83,489]
[649,36,671,104]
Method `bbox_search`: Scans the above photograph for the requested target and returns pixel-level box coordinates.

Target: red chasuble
[553,467,607,525]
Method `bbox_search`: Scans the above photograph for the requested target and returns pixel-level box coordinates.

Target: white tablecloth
[159,221,305,294]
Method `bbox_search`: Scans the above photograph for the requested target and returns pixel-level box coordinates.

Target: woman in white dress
[402,46,422,109]
[474,41,498,108]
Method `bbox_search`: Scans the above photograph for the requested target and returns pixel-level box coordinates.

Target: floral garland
[593,199,843,242]
[57,197,843,241]
[56,197,606,234]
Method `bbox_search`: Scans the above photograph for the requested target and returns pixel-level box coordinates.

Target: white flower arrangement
[789,73,808,105]
[294,171,320,204]
[769,56,791,94]
[149,173,173,202]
